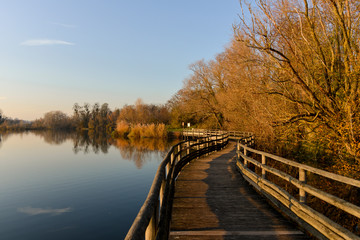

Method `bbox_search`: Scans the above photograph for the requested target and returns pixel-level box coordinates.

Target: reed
[115,122,168,139]
[115,121,130,137]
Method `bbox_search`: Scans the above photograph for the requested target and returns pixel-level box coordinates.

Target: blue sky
[0,0,241,120]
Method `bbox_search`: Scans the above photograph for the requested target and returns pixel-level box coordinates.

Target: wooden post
[206,137,209,156]
[244,147,248,168]
[177,144,181,163]
[145,200,158,240]
[159,179,166,208]
[187,141,190,156]
[196,139,199,159]
[299,168,307,204]
[166,162,170,177]
[219,134,222,149]
[237,141,240,160]
[262,154,266,179]
[171,152,174,165]
[215,135,217,152]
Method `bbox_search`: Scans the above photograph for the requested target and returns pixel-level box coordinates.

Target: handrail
[183,128,254,140]
[125,132,231,240]
[236,141,360,240]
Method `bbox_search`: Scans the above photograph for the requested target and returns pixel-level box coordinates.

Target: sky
[0,0,242,121]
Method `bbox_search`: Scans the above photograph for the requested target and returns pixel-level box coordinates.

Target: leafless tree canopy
[170,0,360,161]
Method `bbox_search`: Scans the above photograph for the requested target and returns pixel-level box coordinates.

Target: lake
[0,131,177,239]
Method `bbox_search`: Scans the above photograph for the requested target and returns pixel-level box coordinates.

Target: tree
[0,110,4,125]
[43,111,71,129]
[117,99,170,125]
[72,103,91,129]
[171,60,227,129]
[236,0,360,160]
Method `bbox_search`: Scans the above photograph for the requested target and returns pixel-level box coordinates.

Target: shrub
[123,123,168,139]
[128,124,142,138]
[116,121,130,137]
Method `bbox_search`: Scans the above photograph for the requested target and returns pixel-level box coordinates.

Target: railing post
[220,134,222,149]
[177,144,181,162]
[159,179,166,207]
[171,152,174,165]
[215,135,217,152]
[262,154,266,179]
[166,162,170,177]
[299,168,307,204]
[145,199,158,240]
[237,141,240,160]
[187,141,190,156]
[196,139,199,159]
[244,147,248,168]
[206,137,209,156]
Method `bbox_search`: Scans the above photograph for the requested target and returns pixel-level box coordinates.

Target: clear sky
[0,0,241,121]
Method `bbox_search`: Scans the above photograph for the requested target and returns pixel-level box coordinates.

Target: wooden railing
[125,133,230,240]
[183,128,253,140]
[236,141,360,240]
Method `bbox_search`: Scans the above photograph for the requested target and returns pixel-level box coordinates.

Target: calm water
[0,131,176,239]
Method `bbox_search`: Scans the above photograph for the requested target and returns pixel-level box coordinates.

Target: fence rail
[125,132,244,240]
[182,128,253,140]
[236,141,360,240]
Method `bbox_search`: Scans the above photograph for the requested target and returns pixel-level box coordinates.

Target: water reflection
[17,207,72,216]
[0,130,174,239]
[114,138,177,169]
[0,132,11,149]
[73,131,112,154]
[33,130,76,145]
[0,131,178,169]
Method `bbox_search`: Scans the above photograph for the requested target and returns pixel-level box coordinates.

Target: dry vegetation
[118,122,167,139]
[169,0,360,168]
[167,1,360,234]
[114,137,178,169]
[114,99,169,139]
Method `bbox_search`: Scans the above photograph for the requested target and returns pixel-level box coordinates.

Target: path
[170,142,310,240]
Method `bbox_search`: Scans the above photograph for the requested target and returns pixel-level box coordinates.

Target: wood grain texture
[170,142,310,240]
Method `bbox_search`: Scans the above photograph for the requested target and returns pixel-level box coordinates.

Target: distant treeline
[0,100,170,139]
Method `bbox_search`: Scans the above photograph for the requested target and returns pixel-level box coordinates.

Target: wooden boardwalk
[170,142,310,240]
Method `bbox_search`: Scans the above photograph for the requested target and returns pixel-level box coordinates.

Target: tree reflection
[32,130,75,145]
[71,132,178,168]
[72,131,111,154]
[0,130,179,168]
[114,138,177,169]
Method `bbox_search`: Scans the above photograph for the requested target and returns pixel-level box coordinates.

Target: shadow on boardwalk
[170,142,310,240]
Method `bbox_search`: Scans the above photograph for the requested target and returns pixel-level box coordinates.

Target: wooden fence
[125,133,232,240]
[183,128,253,140]
[236,141,360,240]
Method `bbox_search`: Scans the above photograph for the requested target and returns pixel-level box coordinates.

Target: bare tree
[236,0,360,160]
[43,111,71,129]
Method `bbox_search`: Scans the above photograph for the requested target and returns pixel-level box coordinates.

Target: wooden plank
[170,142,309,240]
[170,230,304,236]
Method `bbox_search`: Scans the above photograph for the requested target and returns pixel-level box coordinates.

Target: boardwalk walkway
[170,142,310,240]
